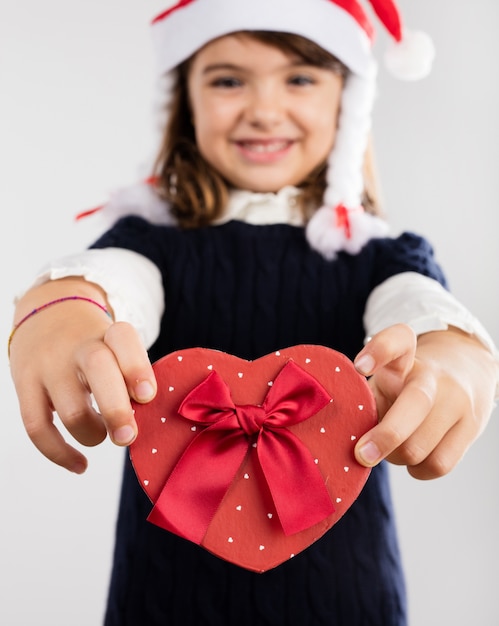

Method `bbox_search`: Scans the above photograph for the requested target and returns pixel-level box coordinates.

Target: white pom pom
[341,210,390,255]
[306,206,347,260]
[306,205,390,260]
[384,30,435,81]
[100,181,174,227]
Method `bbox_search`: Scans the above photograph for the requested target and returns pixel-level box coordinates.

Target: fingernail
[357,441,382,466]
[113,425,136,446]
[135,380,155,402]
[355,354,376,376]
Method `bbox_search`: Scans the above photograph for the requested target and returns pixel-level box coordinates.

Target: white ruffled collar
[214,186,304,226]
[94,180,388,260]
[97,183,304,229]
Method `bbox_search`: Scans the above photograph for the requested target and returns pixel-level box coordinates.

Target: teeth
[242,141,288,153]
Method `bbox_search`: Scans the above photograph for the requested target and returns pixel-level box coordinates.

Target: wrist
[9,279,114,359]
[13,277,112,324]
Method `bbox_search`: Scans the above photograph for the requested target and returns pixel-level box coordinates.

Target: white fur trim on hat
[305,62,390,259]
[324,67,377,209]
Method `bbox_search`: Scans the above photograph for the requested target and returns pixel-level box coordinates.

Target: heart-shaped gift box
[130,345,377,572]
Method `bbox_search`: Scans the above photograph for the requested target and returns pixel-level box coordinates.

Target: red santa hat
[96,1,435,259]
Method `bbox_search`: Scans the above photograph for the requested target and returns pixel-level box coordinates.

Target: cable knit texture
[92,217,445,626]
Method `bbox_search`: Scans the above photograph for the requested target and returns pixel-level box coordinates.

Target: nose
[244,84,284,129]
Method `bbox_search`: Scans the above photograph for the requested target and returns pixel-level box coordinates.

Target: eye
[287,74,316,87]
[210,76,243,89]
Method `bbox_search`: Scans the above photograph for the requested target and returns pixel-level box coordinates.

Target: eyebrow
[202,63,242,74]
[201,59,310,75]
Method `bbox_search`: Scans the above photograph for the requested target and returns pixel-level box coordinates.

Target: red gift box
[130,345,377,572]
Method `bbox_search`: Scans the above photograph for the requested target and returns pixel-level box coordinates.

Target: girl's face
[187,34,343,193]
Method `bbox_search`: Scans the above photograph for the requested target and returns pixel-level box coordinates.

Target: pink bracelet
[8,296,113,357]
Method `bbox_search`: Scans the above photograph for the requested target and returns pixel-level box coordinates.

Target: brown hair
[153,31,381,228]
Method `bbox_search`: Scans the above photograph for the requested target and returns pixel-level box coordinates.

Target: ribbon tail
[148,420,248,544]
[258,428,335,536]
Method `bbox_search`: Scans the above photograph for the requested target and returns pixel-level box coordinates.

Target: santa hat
[151,0,434,81]
[99,1,435,259]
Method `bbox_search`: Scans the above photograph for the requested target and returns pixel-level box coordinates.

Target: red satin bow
[147,360,335,543]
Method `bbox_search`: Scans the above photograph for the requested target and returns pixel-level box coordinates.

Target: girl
[9,1,498,624]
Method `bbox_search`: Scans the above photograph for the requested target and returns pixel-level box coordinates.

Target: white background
[1,1,498,624]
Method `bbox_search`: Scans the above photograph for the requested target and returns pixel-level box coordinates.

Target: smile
[233,139,295,163]
[236,140,293,153]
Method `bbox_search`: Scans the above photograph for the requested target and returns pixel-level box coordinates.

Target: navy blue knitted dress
[92,217,446,626]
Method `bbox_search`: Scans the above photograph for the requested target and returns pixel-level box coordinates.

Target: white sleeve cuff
[364,272,499,398]
[30,248,164,349]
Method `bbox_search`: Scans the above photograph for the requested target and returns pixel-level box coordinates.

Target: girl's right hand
[9,278,157,473]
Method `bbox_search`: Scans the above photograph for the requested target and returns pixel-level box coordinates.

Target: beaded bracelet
[8,296,113,357]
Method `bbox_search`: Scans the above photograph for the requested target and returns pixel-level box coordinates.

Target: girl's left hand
[353,324,497,480]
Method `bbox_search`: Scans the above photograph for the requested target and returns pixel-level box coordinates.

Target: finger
[355,323,417,382]
[76,341,138,447]
[103,322,157,403]
[383,383,466,468]
[19,386,89,474]
[406,420,475,480]
[394,387,479,479]
[47,377,107,447]
[354,371,436,467]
